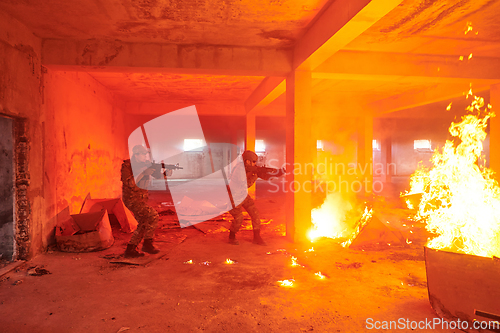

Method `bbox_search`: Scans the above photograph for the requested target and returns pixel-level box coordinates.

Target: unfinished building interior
[1,0,500,332]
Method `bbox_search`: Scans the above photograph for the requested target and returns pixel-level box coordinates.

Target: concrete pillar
[285,70,314,243]
[245,112,256,198]
[245,112,256,152]
[380,137,392,183]
[357,116,373,195]
[491,84,500,180]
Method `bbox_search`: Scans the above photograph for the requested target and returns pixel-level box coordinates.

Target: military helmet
[242,150,258,162]
[132,145,148,155]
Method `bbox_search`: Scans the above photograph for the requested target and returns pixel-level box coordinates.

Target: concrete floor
[0,184,459,333]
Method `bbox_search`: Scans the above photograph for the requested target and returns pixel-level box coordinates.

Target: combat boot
[142,239,160,254]
[252,229,267,246]
[228,231,239,245]
[124,244,145,258]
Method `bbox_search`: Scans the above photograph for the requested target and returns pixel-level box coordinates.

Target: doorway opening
[0,116,15,261]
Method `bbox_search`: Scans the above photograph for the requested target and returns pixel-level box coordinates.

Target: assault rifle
[150,162,183,179]
[247,165,286,180]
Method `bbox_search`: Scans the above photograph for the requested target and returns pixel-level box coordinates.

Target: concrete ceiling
[88,72,264,103]
[309,0,500,117]
[2,0,500,117]
[0,0,329,47]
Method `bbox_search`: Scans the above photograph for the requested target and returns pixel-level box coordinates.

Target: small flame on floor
[465,22,473,34]
[184,260,193,264]
[290,256,303,267]
[315,272,325,279]
[225,259,235,265]
[278,279,294,287]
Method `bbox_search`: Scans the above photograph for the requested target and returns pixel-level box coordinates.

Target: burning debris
[406,92,500,258]
[290,256,302,267]
[341,206,373,248]
[308,192,353,242]
[277,279,294,287]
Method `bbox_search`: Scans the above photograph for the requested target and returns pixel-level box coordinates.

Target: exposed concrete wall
[0,10,43,259]
[42,70,128,244]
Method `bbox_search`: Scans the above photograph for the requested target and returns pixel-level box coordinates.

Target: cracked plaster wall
[0,10,128,259]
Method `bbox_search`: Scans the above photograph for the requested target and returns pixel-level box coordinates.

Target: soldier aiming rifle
[121,145,182,257]
[228,150,286,246]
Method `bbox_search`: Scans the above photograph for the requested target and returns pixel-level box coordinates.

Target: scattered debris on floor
[335,262,363,270]
[27,265,51,276]
[159,209,176,216]
[12,279,23,285]
[56,208,114,252]
[109,252,168,266]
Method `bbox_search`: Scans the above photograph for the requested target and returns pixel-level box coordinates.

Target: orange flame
[402,166,429,196]
[308,193,352,241]
[341,207,373,248]
[278,279,294,287]
[408,94,500,258]
[465,22,473,35]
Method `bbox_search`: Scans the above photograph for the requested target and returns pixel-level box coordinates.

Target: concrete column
[245,112,256,152]
[491,84,500,180]
[245,112,256,198]
[285,70,314,243]
[380,137,392,183]
[357,116,373,195]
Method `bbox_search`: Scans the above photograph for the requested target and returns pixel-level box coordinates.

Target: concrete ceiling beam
[315,50,500,82]
[293,0,404,71]
[369,83,491,115]
[244,77,286,114]
[247,0,403,117]
[42,39,292,76]
[126,101,246,116]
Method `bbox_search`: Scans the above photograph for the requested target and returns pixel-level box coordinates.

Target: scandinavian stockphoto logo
[127,105,247,227]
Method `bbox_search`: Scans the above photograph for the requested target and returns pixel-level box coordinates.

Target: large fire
[308,191,373,247]
[308,192,352,242]
[407,94,500,258]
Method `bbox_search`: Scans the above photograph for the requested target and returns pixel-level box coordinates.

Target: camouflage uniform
[121,159,159,246]
[229,162,261,232]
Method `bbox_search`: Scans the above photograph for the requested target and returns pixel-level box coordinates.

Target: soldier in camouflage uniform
[228,150,267,246]
[121,145,162,257]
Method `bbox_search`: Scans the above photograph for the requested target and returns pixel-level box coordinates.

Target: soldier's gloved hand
[142,168,155,176]
[246,165,259,173]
